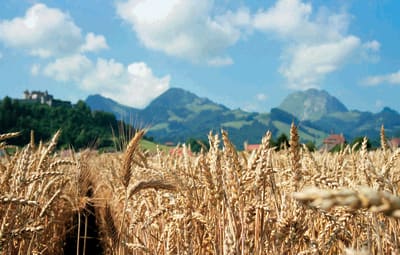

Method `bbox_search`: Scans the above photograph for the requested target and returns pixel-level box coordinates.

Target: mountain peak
[148,87,198,108]
[278,89,348,121]
[147,87,226,111]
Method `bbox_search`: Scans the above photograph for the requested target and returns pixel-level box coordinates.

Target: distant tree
[276,133,289,150]
[351,136,372,151]
[186,138,210,153]
[0,97,15,131]
[0,96,124,149]
[305,141,316,152]
[145,136,154,142]
[330,143,346,152]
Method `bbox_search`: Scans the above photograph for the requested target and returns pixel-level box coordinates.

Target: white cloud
[361,40,380,62]
[254,0,350,43]
[281,36,360,89]
[256,93,267,101]
[81,33,109,52]
[362,70,400,86]
[30,63,40,76]
[43,56,170,108]
[207,56,234,67]
[253,0,370,90]
[116,0,249,65]
[43,54,92,82]
[253,0,313,39]
[0,3,108,57]
[0,4,82,57]
[83,60,170,108]
[363,40,380,51]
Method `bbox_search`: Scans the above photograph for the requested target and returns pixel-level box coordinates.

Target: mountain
[140,88,229,124]
[85,87,400,148]
[277,89,400,140]
[86,94,140,120]
[279,89,348,120]
[86,88,327,148]
[307,107,400,141]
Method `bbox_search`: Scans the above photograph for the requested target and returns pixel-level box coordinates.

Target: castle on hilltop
[23,90,53,106]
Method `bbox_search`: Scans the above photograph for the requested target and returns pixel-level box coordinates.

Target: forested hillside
[0,96,121,149]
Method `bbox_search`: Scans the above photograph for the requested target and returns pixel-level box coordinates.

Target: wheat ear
[294,186,400,218]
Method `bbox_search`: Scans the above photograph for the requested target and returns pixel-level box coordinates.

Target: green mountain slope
[307,107,400,141]
[86,94,140,121]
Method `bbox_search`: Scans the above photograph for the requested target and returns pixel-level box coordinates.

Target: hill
[0,97,120,149]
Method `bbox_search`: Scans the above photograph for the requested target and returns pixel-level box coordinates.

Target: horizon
[1,0,400,113]
[15,86,399,116]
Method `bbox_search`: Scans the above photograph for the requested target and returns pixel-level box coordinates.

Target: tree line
[0,96,128,150]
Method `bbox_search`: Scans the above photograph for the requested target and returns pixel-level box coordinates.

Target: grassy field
[1,124,400,254]
[139,139,172,152]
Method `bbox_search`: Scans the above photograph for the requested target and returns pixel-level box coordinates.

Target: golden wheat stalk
[294,186,400,218]
[0,132,21,142]
[128,179,176,199]
[0,196,39,206]
[290,122,301,190]
[121,129,145,188]
[380,124,388,152]
[36,130,61,172]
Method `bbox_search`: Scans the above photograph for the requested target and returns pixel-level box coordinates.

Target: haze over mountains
[86,88,400,149]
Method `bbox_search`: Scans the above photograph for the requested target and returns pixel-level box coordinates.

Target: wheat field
[1,124,400,255]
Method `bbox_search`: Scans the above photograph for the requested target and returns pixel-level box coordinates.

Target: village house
[390,138,400,149]
[322,134,346,151]
[245,144,260,151]
[169,146,192,156]
[243,141,260,152]
[164,141,175,147]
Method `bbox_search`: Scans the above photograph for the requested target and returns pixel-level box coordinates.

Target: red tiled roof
[390,138,400,148]
[323,134,345,145]
[169,147,192,156]
[246,144,260,151]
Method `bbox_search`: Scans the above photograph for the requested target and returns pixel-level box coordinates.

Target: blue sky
[0,0,400,113]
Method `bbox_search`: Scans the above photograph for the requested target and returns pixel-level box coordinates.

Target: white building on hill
[23,90,53,106]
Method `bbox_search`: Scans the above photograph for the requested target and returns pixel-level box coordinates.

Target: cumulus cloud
[81,33,109,52]
[281,36,360,89]
[43,54,93,82]
[253,0,370,90]
[43,56,170,108]
[362,70,400,86]
[0,3,108,57]
[116,0,250,65]
[84,60,170,107]
[253,0,313,39]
